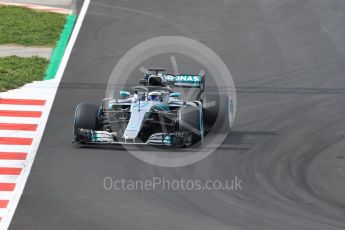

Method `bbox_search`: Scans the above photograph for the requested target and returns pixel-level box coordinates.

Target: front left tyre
[201,93,233,134]
[178,106,203,146]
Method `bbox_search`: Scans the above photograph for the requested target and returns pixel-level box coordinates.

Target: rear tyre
[74,103,99,135]
[178,106,203,146]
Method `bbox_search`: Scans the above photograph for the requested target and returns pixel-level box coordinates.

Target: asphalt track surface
[10,0,345,229]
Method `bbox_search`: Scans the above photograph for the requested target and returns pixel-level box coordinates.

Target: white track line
[0,131,36,138]
[0,176,20,184]
[0,104,45,111]
[0,0,91,229]
[0,193,16,201]
[0,117,41,125]
[0,146,31,153]
[0,160,25,168]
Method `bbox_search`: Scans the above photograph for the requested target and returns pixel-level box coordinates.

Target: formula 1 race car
[73,69,233,147]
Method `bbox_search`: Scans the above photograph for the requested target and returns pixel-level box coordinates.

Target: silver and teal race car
[73,69,233,147]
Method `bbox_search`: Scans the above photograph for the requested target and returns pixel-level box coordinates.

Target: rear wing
[163,74,205,88]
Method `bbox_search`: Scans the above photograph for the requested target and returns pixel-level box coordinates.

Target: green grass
[0,56,49,91]
[0,6,66,46]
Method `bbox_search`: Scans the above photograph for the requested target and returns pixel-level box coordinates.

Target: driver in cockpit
[147,91,162,102]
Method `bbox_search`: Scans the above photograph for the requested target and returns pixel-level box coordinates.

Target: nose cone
[123,130,137,139]
[123,101,152,140]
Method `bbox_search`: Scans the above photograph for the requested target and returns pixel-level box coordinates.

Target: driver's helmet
[148,91,161,101]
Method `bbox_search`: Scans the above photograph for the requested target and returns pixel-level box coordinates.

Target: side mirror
[119,90,131,97]
[169,92,181,97]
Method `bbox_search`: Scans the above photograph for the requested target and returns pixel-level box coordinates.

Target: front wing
[74,129,192,147]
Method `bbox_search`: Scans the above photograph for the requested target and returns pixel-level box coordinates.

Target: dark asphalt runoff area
[10,0,345,229]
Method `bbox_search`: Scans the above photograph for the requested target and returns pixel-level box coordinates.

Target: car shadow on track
[74,130,277,152]
[214,130,278,151]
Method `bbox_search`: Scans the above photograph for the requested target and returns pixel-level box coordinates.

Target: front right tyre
[74,103,99,138]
